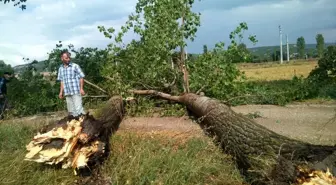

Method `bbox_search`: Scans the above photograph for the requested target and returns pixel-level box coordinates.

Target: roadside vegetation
[1,0,335,184]
[0,121,244,185]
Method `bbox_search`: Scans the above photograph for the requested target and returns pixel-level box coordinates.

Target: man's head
[3,72,12,80]
[60,51,71,65]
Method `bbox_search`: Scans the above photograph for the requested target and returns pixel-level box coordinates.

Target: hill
[12,43,334,74]
[248,43,335,58]
[13,60,48,73]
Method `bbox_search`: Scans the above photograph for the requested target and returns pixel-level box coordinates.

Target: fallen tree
[24,96,124,175]
[131,90,336,185]
[22,90,335,184]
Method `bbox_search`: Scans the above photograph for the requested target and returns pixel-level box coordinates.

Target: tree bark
[179,4,190,93]
[131,90,336,185]
[28,96,125,175]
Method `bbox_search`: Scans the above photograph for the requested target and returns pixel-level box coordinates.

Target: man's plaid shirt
[57,62,85,96]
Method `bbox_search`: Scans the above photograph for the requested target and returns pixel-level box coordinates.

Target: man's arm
[80,78,84,91]
[58,81,64,98]
[60,81,64,93]
[75,64,85,95]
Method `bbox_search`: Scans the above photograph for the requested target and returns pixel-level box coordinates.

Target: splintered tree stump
[24,96,124,175]
[131,90,336,185]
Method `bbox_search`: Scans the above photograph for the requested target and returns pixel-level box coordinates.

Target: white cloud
[1,0,335,66]
[188,0,336,52]
[0,0,137,66]
[66,19,136,47]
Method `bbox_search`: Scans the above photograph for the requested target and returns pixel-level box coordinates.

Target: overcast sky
[1,0,335,66]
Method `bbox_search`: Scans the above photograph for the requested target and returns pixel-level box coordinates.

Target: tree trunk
[26,96,125,175]
[130,90,336,185]
[180,4,190,93]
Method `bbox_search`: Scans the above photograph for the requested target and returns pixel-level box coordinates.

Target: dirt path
[119,103,336,145]
[4,103,335,145]
[233,104,336,145]
[118,116,203,139]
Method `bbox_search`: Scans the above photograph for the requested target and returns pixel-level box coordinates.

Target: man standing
[57,51,86,117]
[0,72,12,119]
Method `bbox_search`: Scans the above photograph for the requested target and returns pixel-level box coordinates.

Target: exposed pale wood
[26,96,124,176]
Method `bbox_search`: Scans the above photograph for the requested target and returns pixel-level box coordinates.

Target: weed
[245,111,263,119]
[0,122,78,185]
[0,123,244,185]
[102,132,244,185]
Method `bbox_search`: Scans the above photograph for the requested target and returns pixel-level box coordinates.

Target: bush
[6,75,64,117]
[188,45,246,100]
[306,45,336,99]
[308,46,336,82]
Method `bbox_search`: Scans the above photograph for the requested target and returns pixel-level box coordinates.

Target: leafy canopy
[296,36,306,58]
[1,0,27,10]
[97,0,258,100]
[309,45,336,82]
[97,0,201,95]
[0,60,14,76]
[315,34,325,58]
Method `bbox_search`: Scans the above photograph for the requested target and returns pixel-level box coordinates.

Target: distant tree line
[200,33,328,64]
[250,33,327,63]
[0,60,14,75]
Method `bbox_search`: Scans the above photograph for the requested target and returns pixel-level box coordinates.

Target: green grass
[226,79,308,106]
[102,132,243,185]
[0,122,244,185]
[0,151,77,185]
[0,123,77,185]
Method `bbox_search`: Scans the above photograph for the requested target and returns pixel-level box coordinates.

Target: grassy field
[238,60,318,81]
[0,120,244,185]
[101,132,243,185]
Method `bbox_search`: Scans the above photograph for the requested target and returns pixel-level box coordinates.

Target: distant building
[40,71,57,80]
[40,72,51,77]
[290,53,299,59]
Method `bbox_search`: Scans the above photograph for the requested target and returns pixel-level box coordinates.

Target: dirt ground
[4,102,336,145]
[232,104,336,145]
[120,103,336,145]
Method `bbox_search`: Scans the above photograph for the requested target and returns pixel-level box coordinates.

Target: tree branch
[103,76,114,81]
[196,85,206,95]
[165,71,177,88]
[83,95,109,98]
[84,79,107,94]
[129,90,181,102]
[104,75,176,91]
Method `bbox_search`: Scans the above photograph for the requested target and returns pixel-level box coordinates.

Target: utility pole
[286,34,290,62]
[279,25,283,64]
